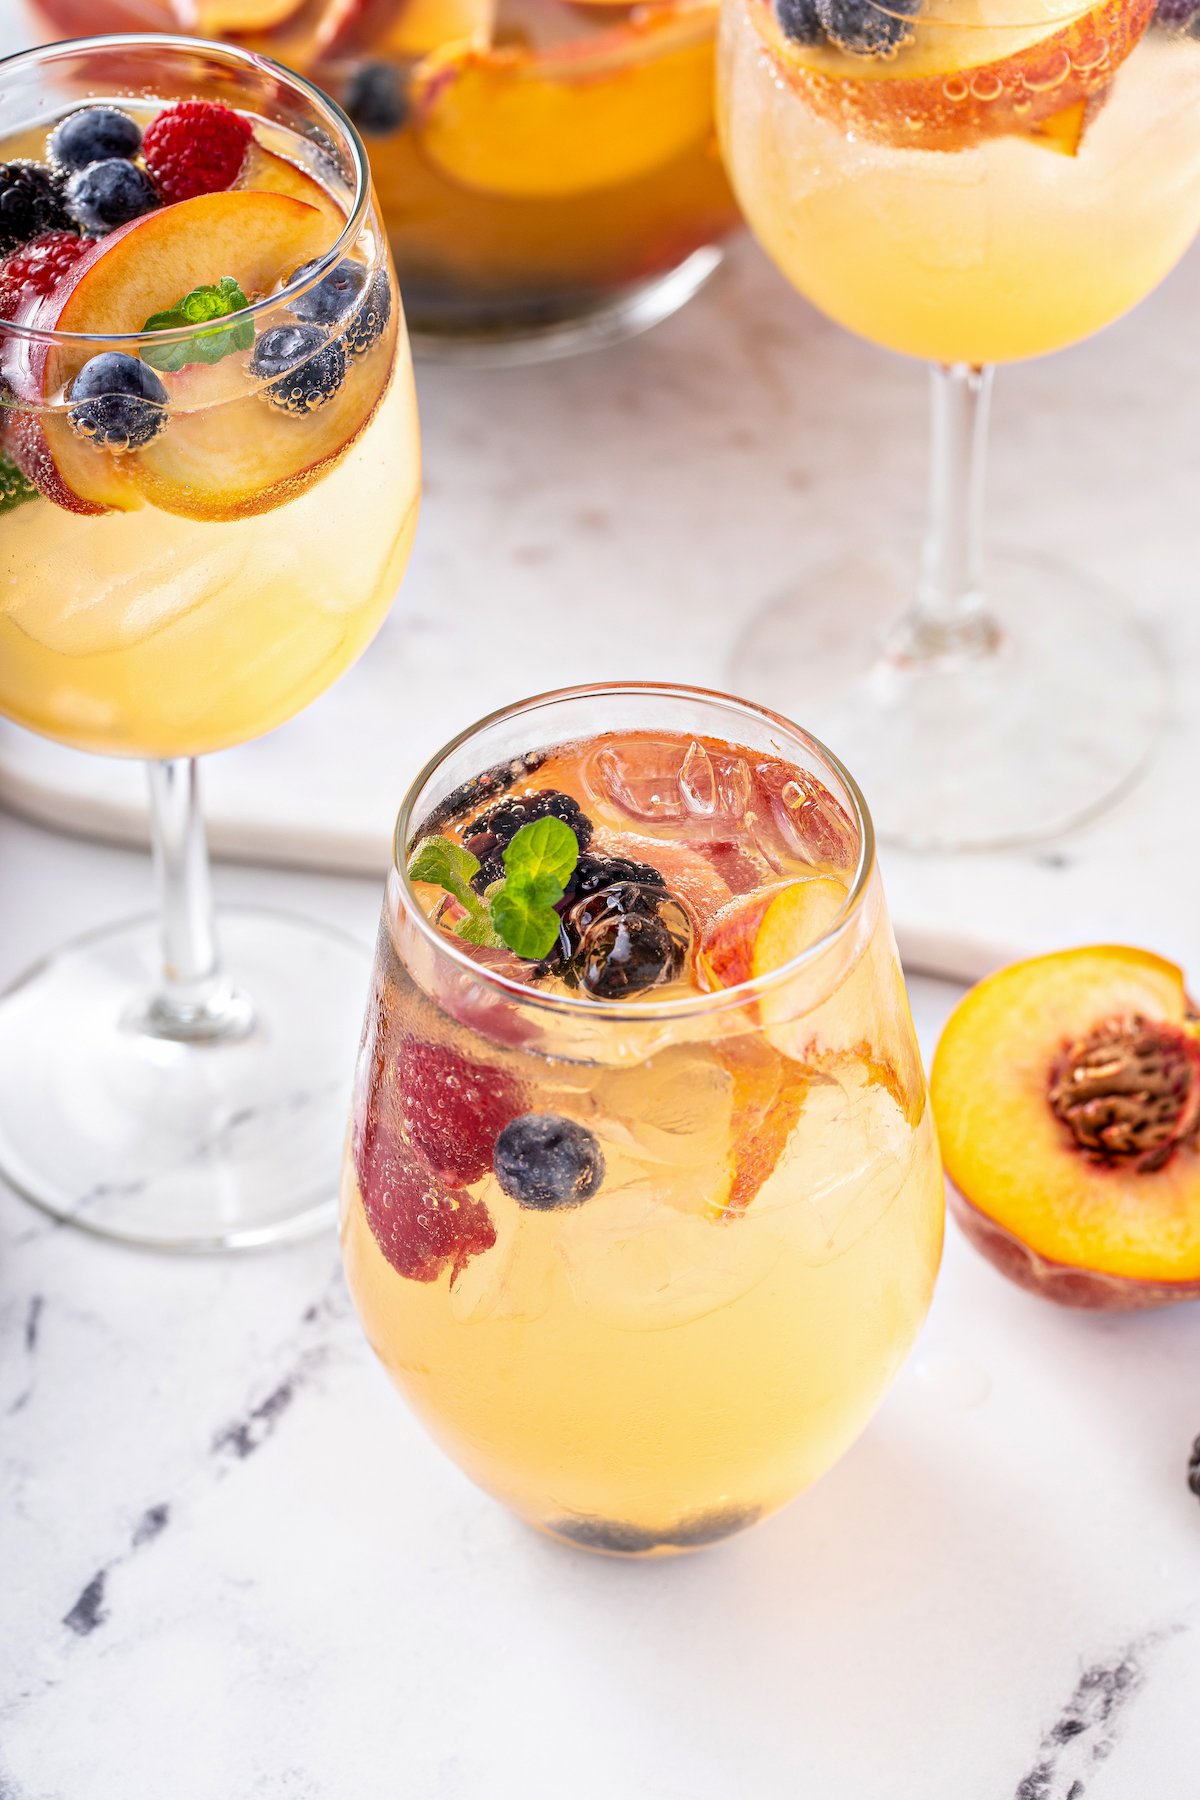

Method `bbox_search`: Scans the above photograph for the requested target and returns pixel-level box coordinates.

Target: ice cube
[583,735,757,839]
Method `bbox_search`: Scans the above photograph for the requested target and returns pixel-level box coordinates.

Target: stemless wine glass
[29,0,741,362]
[719,0,1200,848]
[0,35,420,1249]
[340,683,944,1554]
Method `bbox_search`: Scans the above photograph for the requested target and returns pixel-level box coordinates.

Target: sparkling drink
[341,687,944,1553]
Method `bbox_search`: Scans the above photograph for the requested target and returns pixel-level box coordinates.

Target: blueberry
[775,0,826,43]
[493,1113,605,1211]
[815,0,921,54]
[577,910,684,999]
[65,159,158,234]
[344,62,410,136]
[250,323,346,415]
[289,257,392,358]
[68,352,168,451]
[48,107,141,174]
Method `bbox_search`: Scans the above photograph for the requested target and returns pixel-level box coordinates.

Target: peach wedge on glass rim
[931,946,1200,1309]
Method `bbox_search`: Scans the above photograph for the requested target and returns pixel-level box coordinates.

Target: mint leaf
[0,451,38,516]
[409,814,580,963]
[409,836,482,911]
[141,277,254,372]
[502,815,579,888]
[492,880,564,961]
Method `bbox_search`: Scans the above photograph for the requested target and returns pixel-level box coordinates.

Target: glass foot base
[0,908,370,1252]
[730,549,1166,851]
[407,247,723,368]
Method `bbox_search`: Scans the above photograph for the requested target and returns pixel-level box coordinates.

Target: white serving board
[3,221,1199,985]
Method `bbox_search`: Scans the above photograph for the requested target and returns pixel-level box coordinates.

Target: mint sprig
[0,451,38,516]
[408,815,580,962]
[141,277,254,373]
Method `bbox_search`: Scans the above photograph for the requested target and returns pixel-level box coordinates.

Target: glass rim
[0,32,372,352]
[393,680,878,1025]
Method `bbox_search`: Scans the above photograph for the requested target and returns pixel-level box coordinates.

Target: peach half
[931,946,1200,1309]
[752,0,1154,155]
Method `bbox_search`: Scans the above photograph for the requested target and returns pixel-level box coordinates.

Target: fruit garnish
[345,62,412,135]
[142,101,253,205]
[67,352,169,451]
[357,1118,497,1281]
[931,946,1200,1308]
[464,789,593,893]
[714,1037,810,1215]
[47,107,142,174]
[141,276,254,372]
[1189,1436,1200,1500]
[493,1113,606,1210]
[0,162,72,256]
[412,11,714,200]
[396,1038,524,1186]
[237,143,349,239]
[320,0,495,59]
[753,0,1155,154]
[410,814,581,959]
[289,258,393,359]
[64,160,159,235]
[817,0,922,54]
[0,450,38,515]
[10,191,333,518]
[0,230,90,322]
[775,0,825,41]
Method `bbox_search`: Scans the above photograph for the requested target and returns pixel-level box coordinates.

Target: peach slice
[931,946,1200,1308]
[133,299,399,520]
[318,0,494,55]
[177,0,310,27]
[10,190,333,516]
[752,0,1154,154]
[699,876,926,1126]
[714,1035,810,1216]
[413,12,714,198]
[239,143,348,241]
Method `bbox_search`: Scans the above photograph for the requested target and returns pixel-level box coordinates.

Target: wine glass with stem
[718,0,1200,848]
[0,33,420,1249]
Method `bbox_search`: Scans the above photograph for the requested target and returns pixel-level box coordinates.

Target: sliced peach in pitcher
[318,0,494,54]
[413,12,714,198]
[699,876,925,1124]
[754,0,1154,153]
[932,946,1200,1309]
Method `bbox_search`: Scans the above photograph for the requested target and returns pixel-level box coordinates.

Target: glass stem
[890,362,1001,665]
[140,758,252,1042]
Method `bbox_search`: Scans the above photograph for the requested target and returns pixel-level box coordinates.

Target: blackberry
[65,159,159,234]
[493,1113,605,1211]
[463,789,593,895]
[576,910,685,1000]
[0,162,72,256]
[289,256,392,358]
[250,323,347,415]
[345,62,411,135]
[47,107,141,174]
[1188,1435,1200,1500]
[68,353,168,451]
[815,0,921,55]
[775,0,826,42]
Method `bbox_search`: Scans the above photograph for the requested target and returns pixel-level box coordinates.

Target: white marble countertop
[2,804,1199,1800]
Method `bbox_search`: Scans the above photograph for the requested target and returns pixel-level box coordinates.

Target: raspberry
[356,1120,496,1283]
[0,230,89,321]
[396,1039,523,1186]
[142,102,252,205]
